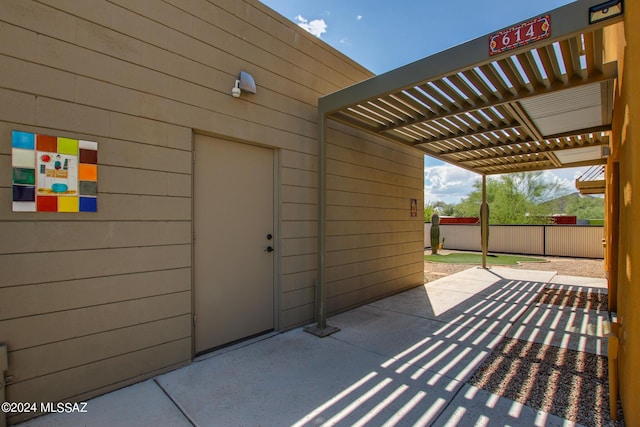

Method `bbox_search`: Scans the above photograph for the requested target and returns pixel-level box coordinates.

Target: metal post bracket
[304,324,341,338]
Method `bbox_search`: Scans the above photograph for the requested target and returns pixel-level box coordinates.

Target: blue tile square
[12,130,35,149]
[79,196,97,212]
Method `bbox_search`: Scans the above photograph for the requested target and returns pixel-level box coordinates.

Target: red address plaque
[489,15,551,56]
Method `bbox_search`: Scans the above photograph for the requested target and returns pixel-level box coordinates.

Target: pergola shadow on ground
[20,267,620,427]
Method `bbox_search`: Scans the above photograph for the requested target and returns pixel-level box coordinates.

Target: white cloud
[356,15,363,21]
[422,157,591,205]
[294,15,327,38]
[541,168,581,191]
[424,164,478,204]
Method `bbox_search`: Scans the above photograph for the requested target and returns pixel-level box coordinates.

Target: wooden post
[607,321,620,420]
[481,175,488,269]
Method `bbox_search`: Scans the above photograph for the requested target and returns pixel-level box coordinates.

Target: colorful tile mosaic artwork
[12,130,98,212]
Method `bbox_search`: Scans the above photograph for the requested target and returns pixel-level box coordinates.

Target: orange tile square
[78,164,97,181]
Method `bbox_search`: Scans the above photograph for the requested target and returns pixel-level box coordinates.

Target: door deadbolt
[266,234,273,240]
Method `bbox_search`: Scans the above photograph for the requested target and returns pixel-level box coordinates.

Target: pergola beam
[318,0,622,115]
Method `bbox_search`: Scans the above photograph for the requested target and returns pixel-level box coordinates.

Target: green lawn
[424,252,545,265]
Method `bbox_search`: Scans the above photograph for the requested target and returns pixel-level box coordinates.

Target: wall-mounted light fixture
[589,0,623,24]
[231,71,256,98]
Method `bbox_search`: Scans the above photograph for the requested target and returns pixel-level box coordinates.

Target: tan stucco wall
[0,0,424,423]
[608,1,640,423]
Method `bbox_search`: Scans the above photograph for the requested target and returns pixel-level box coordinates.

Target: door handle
[265,246,274,253]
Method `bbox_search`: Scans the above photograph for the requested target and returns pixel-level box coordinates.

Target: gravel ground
[424,250,605,283]
[426,251,620,425]
[469,338,623,426]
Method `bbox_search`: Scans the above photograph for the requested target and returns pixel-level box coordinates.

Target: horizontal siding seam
[281,299,315,312]
[330,269,424,294]
[329,281,424,302]
[0,117,192,153]
[328,188,421,201]
[0,266,191,289]
[6,309,192,352]
[0,219,191,224]
[327,243,423,258]
[0,184,192,199]
[326,220,423,226]
[327,175,422,190]
[0,242,191,257]
[93,192,191,199]
[327,256,424,270]
[9,334,191,384]
[326,153,424,178]
[282,269,317,276]
[327,205,415,213]
[282,301,314,313]
[282,285,314,295]
[282,202,316,208]
[281,270,317,278]
[327,175,422,192]
[281,187,318,195]
[326,124,423,155]
[327,260,424,284]
[100,163,192,175]
[281,251,316,258]
[281,165,319,174]
[0,289,191,324]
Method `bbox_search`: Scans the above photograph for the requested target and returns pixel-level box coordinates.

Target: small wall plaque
[410,199,418,217]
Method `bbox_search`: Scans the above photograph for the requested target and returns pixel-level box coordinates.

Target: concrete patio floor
[19,267,611,427]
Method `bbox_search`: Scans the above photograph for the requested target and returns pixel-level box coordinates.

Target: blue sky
[259,0,586,204]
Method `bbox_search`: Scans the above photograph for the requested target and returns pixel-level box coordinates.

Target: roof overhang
[319,0,623,175]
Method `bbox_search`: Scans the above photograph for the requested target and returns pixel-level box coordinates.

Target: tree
[452,171,569,224]
[544,193,605,219]
[564,195,604,219]
[424,203,434,222]
[424,201,455,221]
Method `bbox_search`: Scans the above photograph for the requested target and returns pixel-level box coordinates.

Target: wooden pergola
[307,0,623,336]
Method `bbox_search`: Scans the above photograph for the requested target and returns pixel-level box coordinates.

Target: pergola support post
[305,114,340,338]
[481,174,489,269]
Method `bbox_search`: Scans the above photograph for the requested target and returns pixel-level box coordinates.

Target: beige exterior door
[194,135,275,354]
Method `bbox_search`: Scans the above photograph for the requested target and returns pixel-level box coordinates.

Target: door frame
[190,132,281,357]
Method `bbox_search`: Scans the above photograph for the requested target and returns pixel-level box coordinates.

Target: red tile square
[37,196,58,212]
